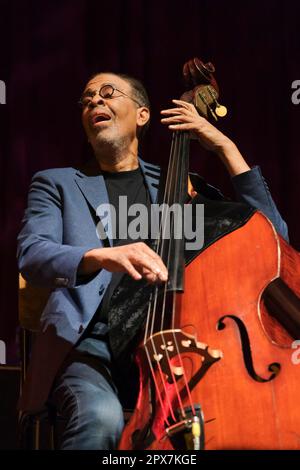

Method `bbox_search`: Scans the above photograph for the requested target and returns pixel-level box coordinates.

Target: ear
[136,106,150,127]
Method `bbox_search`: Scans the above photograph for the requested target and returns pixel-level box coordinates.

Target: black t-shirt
[76,166,152,358]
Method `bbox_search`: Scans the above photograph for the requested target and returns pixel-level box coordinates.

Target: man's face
[81,73,148,150]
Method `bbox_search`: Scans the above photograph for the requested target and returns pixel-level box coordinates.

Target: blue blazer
[17,158,288,411]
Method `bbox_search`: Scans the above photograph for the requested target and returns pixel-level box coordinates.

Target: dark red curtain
[1,0,299,363]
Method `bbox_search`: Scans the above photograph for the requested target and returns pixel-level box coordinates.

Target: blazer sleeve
[17,171,97,288]
[190,166,289,242]
[231,166,289,242]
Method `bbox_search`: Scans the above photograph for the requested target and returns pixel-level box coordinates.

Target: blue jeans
[49,352,125,450]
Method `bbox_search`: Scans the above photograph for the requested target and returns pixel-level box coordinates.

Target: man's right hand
[79,242,168,284]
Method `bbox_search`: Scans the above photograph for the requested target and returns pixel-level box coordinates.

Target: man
[17,72,288,450]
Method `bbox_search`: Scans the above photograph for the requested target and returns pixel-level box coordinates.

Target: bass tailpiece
[165,404,205,450]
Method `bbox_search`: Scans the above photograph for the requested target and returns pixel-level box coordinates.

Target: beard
[94,129,128,153]
[91,125,136,164]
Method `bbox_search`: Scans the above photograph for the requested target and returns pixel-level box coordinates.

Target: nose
[89,91,106,108]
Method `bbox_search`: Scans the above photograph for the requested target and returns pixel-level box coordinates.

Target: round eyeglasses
[78,84,142,109]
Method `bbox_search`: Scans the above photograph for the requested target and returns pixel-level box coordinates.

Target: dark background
[0,0,299,364]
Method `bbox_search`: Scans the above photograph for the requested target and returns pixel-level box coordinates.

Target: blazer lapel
[139,158,161,203]
[74,158,162,246]
[75,172,108,212]
[75,166,113,247]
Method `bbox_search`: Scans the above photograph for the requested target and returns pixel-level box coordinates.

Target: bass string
[142,131,180,423]
[169,133,197,417]
[162,132,190,417]
[163,131,196,417]
[143,131,195,422]
[142,132,179,424]
[156,132,187,417]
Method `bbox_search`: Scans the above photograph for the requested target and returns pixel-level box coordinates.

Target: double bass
[118,58,300,450]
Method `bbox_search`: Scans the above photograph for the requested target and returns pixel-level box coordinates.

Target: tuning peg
[207,85,228,118]
[215,104,227,117]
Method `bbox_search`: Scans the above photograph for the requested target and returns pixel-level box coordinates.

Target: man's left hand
[160,99,231,154]
[160,99,251,177]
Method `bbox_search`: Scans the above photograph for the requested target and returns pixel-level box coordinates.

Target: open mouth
[92,113,112,125]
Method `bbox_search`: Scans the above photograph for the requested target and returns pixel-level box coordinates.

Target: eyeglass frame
[78,84,143,109]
